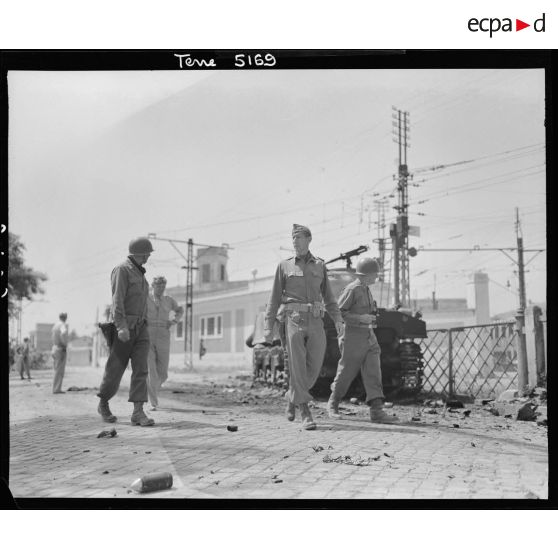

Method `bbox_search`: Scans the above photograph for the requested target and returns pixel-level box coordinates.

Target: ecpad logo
[468,13,545,37]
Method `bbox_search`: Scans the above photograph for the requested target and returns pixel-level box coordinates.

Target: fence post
[448,328,454,397]
[533,306,546,387]
[515,308,529,395]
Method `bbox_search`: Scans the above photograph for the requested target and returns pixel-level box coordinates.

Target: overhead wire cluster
[65,69,546,306]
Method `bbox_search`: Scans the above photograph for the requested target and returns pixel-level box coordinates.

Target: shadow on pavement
[153,420,225,430]
[319,417,547,452]
[159,406,226,415]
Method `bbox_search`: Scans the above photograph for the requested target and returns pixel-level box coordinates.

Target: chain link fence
[419,321,519,399]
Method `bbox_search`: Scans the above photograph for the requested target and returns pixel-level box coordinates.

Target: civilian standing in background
[146,276,184,410]
[52,313,69,393]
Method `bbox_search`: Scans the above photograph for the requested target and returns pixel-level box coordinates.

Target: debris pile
[483,388,547,423]
[323,454,381,466]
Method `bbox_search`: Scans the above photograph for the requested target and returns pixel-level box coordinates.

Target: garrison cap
[292,224,312,238]
[152,276,167,285]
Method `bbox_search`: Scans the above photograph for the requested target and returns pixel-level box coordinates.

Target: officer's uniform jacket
[264,252,341,331]
[110,257,149,332]
[338,279,376,327]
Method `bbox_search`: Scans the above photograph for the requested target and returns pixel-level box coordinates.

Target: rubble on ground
[323,454,382,466]
[97,428,117,438]
[481,387,547,422]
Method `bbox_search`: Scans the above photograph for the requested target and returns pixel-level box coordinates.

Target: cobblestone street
[8,365,548,501]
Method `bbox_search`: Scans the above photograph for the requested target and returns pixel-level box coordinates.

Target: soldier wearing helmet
[146,275,184,410]
[264,224,343,430]
[96,236,156,426]
[327,255,399,423]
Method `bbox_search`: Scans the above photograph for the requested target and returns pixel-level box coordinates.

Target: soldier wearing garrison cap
[264,224,343,430]
[96,236,156,427]
[327,256,399,423]
[146,275,184,410]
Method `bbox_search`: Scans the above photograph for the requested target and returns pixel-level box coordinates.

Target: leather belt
[284,302,313,312]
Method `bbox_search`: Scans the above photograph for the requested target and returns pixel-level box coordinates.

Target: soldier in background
[18,337,32,380]
[146,276,184,410]
[52,314,69,393]
[96,237,155,426]
[327,256,399,423]
[264,224,343,430]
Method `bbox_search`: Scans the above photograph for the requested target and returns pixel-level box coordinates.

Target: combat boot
[299,403,317,431]
[131,402,155,427]
[285,401,296,421]
[98,398,117,423]
[369,399,399,424]
[327,395,341,419]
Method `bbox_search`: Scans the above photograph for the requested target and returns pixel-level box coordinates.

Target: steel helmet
[129,236,154,255]
[355,256,380,276]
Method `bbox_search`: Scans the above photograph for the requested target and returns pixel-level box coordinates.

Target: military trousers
[97,322,149,403]
[18,356,31,379]
[330,326,384,404]
[147,326,171,407]
[284,311,326,405]
[52,347,67,392]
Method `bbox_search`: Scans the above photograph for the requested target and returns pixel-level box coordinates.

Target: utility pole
[183,238,194,369]
[515,208,528,394]
[17,296,22,344]
[515,208,527,310]
[391,107,411,306]
[373,199,388,282]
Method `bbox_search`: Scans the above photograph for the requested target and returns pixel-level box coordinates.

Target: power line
[413,167,545,205]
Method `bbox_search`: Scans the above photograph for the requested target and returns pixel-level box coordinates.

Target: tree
[8,232,48,317]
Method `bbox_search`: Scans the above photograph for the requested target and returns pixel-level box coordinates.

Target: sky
[8,66,546,338]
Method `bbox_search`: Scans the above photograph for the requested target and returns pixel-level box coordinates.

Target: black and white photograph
[2,50,551,504]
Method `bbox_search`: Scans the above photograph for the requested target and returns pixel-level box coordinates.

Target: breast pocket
[128,275,144,294]
[311,269,322,285]
[308,269,323,296]
[285,271,305,297]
